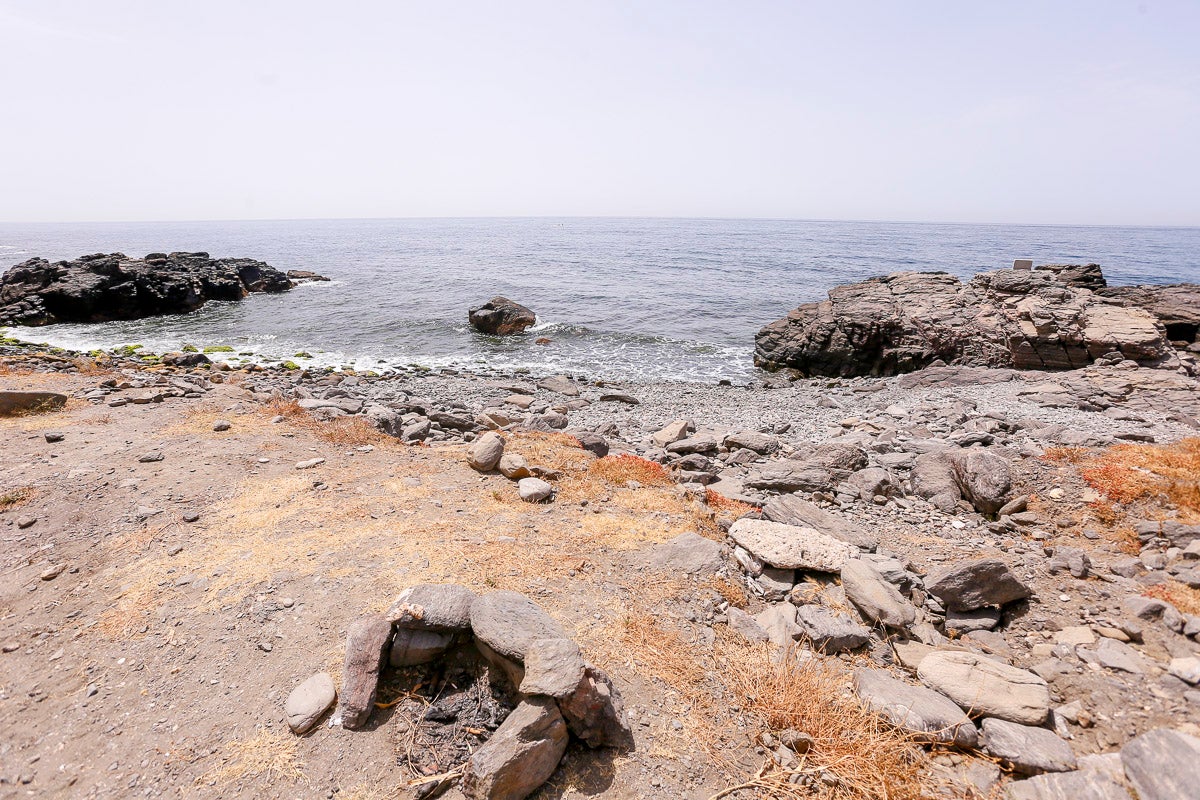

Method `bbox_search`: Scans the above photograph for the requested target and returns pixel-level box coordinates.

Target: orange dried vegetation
[588,453,672,487]
[705,488,760,516]
[1079,438,1200,521]
[1144,580,1200,616]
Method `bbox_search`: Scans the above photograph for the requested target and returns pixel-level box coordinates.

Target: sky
[1,1,1198,226]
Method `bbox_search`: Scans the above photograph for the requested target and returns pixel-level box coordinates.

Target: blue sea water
[1,217,1197,382]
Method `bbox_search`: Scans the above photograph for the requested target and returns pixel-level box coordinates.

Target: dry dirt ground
[2,367,874,800]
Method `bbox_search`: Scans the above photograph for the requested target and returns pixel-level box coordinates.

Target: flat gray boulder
[645,532,723,574]
[386,583,477,631]
[926,558,1031,612]
[793,605,870,652]
[1119,727,1200,800]
[728,519,855,571]
[852,668,977,748]
[519,638,586,698]
[841,558,916,629]
[462,697,568,800]
[982,718,1077,774]
[762,494,878,550]
[471,590,569,663]
[744,462,832,493]
[1005,771,1132,800]
[285,672,336,734]
[918,650,1050,725]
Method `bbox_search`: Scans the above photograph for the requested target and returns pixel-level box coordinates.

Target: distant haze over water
[1,218,1197,382]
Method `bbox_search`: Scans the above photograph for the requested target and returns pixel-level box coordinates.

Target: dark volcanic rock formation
[0,252,293,327]
[755,265,1186,377]
[469,296,537,336]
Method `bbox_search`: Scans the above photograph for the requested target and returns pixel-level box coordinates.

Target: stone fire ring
[292,585,633,800]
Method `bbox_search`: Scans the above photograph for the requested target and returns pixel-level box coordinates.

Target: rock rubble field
[2,261,1200,800]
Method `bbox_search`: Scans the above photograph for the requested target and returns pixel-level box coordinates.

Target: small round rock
[518,477,554,503]
[212,419,232,432]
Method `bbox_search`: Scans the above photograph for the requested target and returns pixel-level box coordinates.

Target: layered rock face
[754,264,1193,377]
[0,251,293,326]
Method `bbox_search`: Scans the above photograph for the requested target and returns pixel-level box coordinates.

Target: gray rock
[852,668,978,748]
[468,432,505,471]
[761,494,878,550]
[755,603,801,647]
[945,607,1002,635]
[571,431,609,457]
[401,418,431,442]
[390,628,455,666]
[744,462,832,492]
[1094,638,1146,674]
[517,477,554,503]
[918,650,1051,725]
[724,431,779,455]
[645,532,723,574]
[982,718,1077,774]
[651,419,693,447]
[728,518,855,571]
[666,433,722,455]
[557,664,633,749]
[386,583,477,631]
[793,605,870,652]
[847,466,895,500]
[1119,727,1200,800]
[462,697,568,800]
[947,449,1012,516]
[470,591,569,663]
[469,296,536,335]
[811,441,869,472]
[841,558,916,629]
[498,453,532,479]
[1005,771,1132,800]
[926,558,1032,612]
[285,672,336,734]
[519,638,586,698]
[726,607,770,643]
[335,614,392,730]
[537,375,580,396]
[212,419,232,432]
[1168,656,1200,685]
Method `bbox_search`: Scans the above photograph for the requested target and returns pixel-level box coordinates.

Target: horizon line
[1,213,1199,230]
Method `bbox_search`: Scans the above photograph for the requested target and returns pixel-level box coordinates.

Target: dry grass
[703,574,750,609]
[706,488,761,516]
[259,397,385,446]
[588,453,673,488]
[1040,446,1089,464]
[1144,580,1200,616]
[0,486,34,510]
[595,611,937,800]
[720,641,931,800]
[1077,438,1200,521]
[196,726,306,789]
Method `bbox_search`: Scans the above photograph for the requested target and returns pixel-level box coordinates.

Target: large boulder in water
[754,265,1178,377]
[0,251,293,326]
[469,296,537,335]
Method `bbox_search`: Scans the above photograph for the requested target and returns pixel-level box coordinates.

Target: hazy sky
[2,1,1198,225]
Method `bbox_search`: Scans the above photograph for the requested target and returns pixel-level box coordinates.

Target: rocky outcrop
[0,252,294,326]
[754,265,1183,376]
[469,297,537,335]
[1097,283,1200,344]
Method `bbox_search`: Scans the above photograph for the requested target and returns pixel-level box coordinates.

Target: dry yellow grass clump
[0,485,35,510]
[1076,438,1200,520]
[261,397,385,446]
[196,726,306,789]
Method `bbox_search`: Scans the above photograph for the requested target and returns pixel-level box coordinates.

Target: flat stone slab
[334,614,392,730]
[762,494,878,550]
[1005,770,1132,800]
[470,590,568,663]
[728,519,855,571]
[1120,727,1200,800]
[386,583,477,631]
[644,532,723,574]
[926,558,1031,612]
[853,668,978,748]
[918,650,1050,725]
[519,638,586,698]
[841,558,916,629]
[793,605,869,652]
[982,717,1077,774]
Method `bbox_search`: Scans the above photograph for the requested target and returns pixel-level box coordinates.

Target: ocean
[1,217,1197,383]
